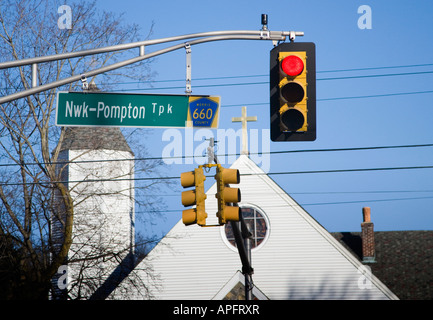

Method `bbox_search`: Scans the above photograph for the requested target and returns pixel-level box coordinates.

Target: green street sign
[56,91,220,128]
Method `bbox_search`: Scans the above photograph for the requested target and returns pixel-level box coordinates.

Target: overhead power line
[264,165,433,176]
[139,194,433,214]
[107,70,433,101]
[1,143,433,168]
[23,62,427,94]
[97,62,433,86]
[142,189,433,197]
[317,63,433,73]
[142,194,433,214]
[104,62,433,86]
[1,164,433,187]
[317,90,433,101]
[3,63,433,103]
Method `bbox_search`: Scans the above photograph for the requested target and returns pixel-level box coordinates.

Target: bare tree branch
[0,0,163,299]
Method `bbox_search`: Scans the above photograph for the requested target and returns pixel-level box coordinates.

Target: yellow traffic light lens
[281,109,305,132]
[281,82,305,103]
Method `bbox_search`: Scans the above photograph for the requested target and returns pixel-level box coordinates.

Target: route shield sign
[56,91,220,128]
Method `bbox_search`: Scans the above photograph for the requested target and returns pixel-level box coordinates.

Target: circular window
[223,206,269,250]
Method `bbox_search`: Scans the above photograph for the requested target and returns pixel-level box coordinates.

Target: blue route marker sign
[187,96,220,128]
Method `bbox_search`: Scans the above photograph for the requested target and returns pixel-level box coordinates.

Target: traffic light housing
[181,167,207,226]
[270,42,316,141]
[215,165,241,225]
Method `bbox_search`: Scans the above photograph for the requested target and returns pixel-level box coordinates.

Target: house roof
[332,230,433,300]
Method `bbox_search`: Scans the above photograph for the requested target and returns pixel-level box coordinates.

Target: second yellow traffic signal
[215,165,241,225]
[180,164,241,227]
[181,167,207,226]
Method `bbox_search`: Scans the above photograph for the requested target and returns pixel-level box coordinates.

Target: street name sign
[56,91,220,128]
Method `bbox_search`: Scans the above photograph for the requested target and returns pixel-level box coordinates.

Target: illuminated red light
[281,55,304,76]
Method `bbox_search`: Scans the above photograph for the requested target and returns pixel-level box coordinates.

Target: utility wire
[84,63,433,86]
[1,164,433,187]
[137,194,433,214]
[1,143,433,168]
[317,90,433,101]
[86,63,433,87]
[142,189,433,197]
[25,63,428,94]
[108,72,433,100]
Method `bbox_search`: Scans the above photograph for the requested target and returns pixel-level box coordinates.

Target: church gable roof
[112,155,397,300]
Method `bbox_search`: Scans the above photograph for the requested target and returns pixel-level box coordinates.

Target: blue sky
[88,0,433,238]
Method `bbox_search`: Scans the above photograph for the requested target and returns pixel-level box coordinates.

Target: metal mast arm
[0,30,302,69]
[0,30,303,104]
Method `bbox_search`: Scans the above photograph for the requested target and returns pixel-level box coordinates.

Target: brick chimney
[361,207,376,263]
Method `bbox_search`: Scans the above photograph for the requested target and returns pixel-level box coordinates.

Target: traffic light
[180,167,207,226]
[270,42,316,141]
[215,165,241,225]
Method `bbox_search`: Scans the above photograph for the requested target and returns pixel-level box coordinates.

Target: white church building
[110,153,397,300]
[55,108,397,300]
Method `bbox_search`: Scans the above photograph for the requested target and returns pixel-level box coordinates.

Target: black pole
[210,144,253,299]
[230,208,254,299]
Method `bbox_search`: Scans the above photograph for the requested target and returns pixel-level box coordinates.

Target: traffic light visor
[223,187,241,203]
[180,171,195,188]
[281,55,304,76]
[222,168,240,184]
[181,190,196,206]
[182,208,197,225]
[224,206,240,222]
[281,108,305,131]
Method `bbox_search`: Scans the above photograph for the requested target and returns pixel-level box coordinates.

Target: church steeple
[53,125,135,299]
[59,127,133,154]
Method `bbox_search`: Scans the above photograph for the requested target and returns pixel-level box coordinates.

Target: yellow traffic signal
[180,167,207,226]
[215,165,241,225]
[270,42,316,141]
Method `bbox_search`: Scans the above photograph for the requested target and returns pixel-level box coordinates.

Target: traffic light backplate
[270,42,316,142]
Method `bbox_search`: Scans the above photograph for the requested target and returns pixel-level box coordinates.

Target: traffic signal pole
[208,139,254,300]
[229,211,254,300]
[0,15,303,104]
